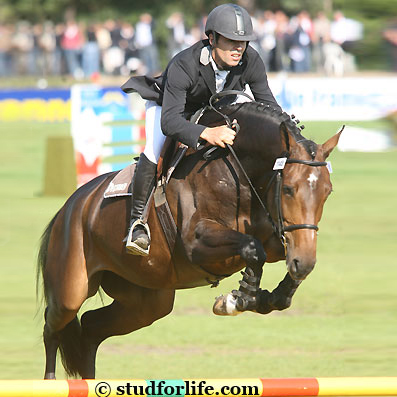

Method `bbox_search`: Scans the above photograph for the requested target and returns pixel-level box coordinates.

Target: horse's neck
[234,113,283,170]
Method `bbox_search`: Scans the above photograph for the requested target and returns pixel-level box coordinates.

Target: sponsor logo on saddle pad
[105,182,128,194]
[103,163,135,198]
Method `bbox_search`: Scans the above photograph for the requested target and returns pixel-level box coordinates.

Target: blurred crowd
[0,9,365,80]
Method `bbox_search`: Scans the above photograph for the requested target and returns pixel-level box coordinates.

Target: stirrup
[125,219,151,256]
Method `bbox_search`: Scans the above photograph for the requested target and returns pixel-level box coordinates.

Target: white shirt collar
[209,50,230,93]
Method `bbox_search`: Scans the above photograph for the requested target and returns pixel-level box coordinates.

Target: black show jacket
[121,39,281,149]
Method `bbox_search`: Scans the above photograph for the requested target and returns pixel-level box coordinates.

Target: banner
[0,88,70,122]
[270,76,396,121]
[71,85,145,186]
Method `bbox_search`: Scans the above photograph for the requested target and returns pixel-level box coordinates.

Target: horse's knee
[240,236,266,266]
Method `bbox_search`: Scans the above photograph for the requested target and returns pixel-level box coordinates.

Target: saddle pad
[104,163,136,198]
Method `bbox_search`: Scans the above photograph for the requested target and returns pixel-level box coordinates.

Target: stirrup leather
[126,219,151,256]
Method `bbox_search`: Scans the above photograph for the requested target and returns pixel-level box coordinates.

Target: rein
[208,91,328,256]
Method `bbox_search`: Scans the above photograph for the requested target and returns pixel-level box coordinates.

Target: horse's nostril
[289,257,315,281]
[292,258,300,274]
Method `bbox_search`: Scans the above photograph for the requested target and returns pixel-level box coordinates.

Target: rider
[121,3,282,255]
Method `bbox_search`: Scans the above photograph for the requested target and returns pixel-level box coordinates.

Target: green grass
[0,120,396,380]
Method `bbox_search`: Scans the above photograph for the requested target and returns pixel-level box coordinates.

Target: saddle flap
[103,163,136,198]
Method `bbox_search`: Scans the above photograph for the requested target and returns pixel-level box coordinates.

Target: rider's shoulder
[166,40,208,76]
[244,44,262,61]
[169,39,209,66]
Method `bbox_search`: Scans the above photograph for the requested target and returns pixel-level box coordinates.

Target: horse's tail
[58,317,83,377]
[36,211,60,306]
[36,210,84,378]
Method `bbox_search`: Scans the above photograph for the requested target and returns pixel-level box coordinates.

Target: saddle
[103,138,187,253]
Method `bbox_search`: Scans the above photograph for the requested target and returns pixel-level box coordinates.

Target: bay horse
[37,101,342,379]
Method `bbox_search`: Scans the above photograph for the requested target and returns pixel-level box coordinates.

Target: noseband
[207,91,329,255]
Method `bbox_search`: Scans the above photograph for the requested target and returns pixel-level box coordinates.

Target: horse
[36,100,342,379]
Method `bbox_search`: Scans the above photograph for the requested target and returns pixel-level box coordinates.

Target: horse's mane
[212,100,318,159]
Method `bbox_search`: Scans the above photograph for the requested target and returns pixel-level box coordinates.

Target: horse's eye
[282,185,294,196]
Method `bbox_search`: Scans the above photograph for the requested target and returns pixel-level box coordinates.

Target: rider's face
[209,33,247,69]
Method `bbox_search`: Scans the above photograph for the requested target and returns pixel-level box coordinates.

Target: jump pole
[0,378,396,397]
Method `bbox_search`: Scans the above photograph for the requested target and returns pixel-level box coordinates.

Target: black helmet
[205,3,255,42]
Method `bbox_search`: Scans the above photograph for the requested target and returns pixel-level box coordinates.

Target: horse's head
[278,123,343,280]
[200,100,342,280]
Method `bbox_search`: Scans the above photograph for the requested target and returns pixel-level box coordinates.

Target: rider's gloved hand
[200,119,237,148]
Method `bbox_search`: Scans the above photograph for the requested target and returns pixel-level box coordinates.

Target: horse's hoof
[213,293,242,316]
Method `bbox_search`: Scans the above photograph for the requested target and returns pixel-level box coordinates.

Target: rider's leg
[126,101,166,255]
[126,153,156,255]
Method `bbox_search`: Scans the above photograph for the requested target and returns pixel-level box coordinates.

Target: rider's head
[205,3,255,69]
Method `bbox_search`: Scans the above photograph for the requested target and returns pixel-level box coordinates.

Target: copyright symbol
[95,381,111,397]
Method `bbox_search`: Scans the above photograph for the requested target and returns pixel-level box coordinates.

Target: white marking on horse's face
[307,172,318,189]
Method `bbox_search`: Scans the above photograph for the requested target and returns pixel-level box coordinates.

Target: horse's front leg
[190,219,266,315]
[256,273,302,314]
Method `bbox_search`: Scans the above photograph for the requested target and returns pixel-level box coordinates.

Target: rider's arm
[160,60,207,149]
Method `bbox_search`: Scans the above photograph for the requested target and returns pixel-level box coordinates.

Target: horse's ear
[280,122,297,152]
[321,125,345,159]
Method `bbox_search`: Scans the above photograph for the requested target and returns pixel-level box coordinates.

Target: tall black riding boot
[125,153,157,255]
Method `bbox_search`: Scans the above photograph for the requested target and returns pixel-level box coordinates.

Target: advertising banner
[270,76,396,121]
[0,88,70,122]
[71,85,145,186]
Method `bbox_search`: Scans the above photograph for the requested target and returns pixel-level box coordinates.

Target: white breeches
[143,100,166,164]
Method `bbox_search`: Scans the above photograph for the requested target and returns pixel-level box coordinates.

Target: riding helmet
[205,3,255,41]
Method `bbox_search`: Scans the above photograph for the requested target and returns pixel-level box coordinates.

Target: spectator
[134,13,159,76]
[82,24,100,79]
[273,10,289,72]
[184,25,203,47]
[54,23,65,75]
[256,10,277,71]
[120,21,145,76]
[102,19,125,75]
[31,24,44,75]
[96,20,112,72]
[331,11,363,54]
[11,21,34,75]
[383,20,397,71]
[61,19,84,78]
[286,11,313,73]
[312,11,331,72]
[0,23,13,77]
[166,12,188,58]
[38,21,57,76]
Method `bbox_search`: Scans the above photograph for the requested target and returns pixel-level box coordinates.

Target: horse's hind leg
[43,308,59,379]
[79,273,175,379]
[42,243,89,379]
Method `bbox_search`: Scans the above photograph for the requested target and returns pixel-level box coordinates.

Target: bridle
[207,91,329,255]
[272,158,328,255]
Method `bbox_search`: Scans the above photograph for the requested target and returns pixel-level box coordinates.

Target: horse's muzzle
[287,257,316,280]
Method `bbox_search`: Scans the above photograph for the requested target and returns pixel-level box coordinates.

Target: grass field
[0,119,396,381]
